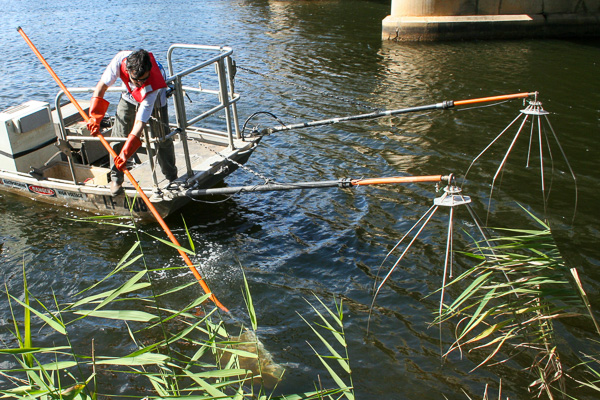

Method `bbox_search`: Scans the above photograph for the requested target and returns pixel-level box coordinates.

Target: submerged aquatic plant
[433,209,597,398]
[0,214,353,399]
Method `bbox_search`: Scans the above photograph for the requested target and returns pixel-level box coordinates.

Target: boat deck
[129,134,229,190]
[64,115,258,192]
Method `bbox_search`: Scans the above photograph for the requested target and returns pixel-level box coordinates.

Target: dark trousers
[110,97,177,184]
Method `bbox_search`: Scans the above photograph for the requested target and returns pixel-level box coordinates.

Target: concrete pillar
[383,0,600,41]
[391,0,476,16]
[391,0,434,16]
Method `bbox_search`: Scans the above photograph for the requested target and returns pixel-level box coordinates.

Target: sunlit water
[1,1,599,398]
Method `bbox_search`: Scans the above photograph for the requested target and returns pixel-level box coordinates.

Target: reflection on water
[1,0,599,399]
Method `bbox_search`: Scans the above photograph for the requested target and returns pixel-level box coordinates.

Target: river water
[1,1,599,399]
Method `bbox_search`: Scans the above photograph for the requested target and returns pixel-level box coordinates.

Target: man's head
[126,49,152,86]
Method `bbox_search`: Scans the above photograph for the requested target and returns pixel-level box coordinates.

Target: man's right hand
[114,134,142,172]
[87,97,110,136]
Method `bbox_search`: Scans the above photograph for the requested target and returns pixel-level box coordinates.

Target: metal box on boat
[0,100,58,173]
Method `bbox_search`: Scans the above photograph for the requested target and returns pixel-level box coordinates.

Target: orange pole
[18,27,228,312]
[351,175,444,186]
[453,92,534,107]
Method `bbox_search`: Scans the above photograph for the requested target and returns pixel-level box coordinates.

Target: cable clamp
[339,178,353,188]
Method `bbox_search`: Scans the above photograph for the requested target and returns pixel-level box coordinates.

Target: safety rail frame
[52,44,242,187]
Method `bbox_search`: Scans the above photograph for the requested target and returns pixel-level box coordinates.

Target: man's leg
[149,104,177,182]
[110,98,136,193]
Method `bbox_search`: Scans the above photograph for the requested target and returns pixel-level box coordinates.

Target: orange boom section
[453,92,534,106]
[18,27,228,312]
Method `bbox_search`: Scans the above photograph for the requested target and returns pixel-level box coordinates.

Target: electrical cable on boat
[17,27,228,312]
[241,111,287,138]
[143,115,288,202]
[189,132,280,186]
[145,109,282,192]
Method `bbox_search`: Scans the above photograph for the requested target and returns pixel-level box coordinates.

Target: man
[87,49,177,196]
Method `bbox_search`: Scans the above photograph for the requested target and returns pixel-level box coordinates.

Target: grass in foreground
[0,215,354,400]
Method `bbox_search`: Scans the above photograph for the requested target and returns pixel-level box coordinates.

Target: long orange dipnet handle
[351,175,444,186]
[454,92,535,107]
[17,27,228,312]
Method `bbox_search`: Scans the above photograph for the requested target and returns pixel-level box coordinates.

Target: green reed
[0,213,353,400]
[433,208,599,398]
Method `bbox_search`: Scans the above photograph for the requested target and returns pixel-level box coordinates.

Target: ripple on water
[1,2,600,399]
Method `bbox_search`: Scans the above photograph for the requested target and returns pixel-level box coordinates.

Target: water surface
[1,1,599,398]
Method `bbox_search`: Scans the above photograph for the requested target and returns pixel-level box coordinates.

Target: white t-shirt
[100,51,167,123]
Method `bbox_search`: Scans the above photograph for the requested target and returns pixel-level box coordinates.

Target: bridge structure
[383,0,600,41]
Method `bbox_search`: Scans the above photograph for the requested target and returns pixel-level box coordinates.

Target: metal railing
[53,44,242,186]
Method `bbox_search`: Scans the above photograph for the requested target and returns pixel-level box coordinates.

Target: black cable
[240,111,287,138]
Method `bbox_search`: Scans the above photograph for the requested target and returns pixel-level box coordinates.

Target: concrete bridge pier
[382,0,600,41]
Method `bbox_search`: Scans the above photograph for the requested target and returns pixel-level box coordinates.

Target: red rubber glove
[114,134,142,171]
[87,97,110,136]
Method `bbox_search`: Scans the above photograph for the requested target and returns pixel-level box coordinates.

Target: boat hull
[0,137,260,221]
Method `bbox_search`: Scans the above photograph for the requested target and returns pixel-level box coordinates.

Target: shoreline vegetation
[432,208,600,398]
[0,213,354,400]
[1,209,599,399]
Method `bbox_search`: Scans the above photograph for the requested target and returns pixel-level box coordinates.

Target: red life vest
[119,52,167,103]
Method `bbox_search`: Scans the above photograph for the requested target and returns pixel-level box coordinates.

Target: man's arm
[92,81,109,98]
[129,89,158,138]
[130,119,146,138]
